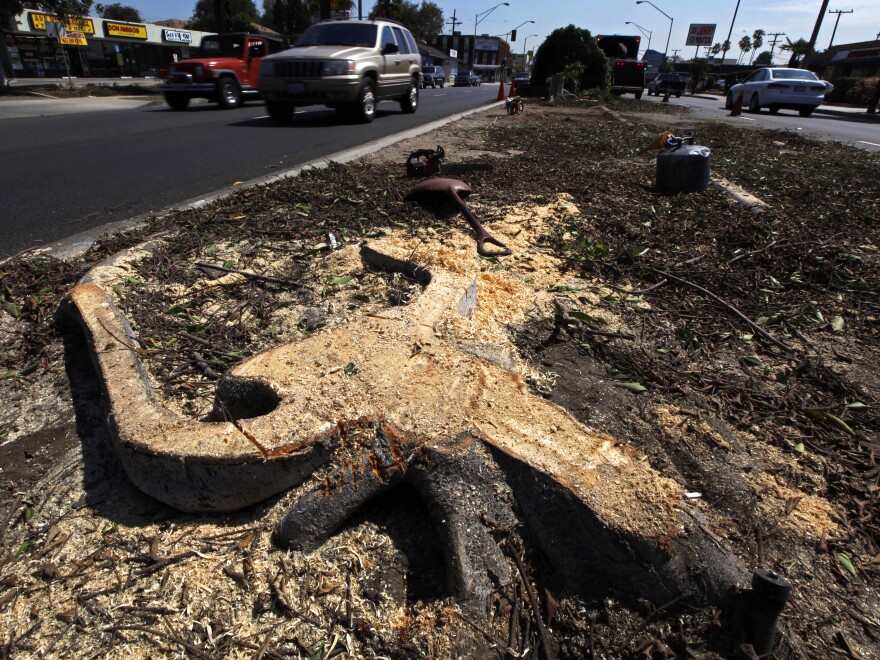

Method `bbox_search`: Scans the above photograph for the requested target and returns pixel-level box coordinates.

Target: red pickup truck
[159,33,286,110]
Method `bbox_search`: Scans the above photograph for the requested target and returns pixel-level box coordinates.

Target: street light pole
[522,34,538,67]
[625,21,652,57]
[636,0,673,61]
[472,2,509,73]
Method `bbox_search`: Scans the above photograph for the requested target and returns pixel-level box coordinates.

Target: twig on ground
[194,262,303,288]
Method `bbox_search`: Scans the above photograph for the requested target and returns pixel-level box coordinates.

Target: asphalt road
[0,85,498,259]
[643,93,880,152]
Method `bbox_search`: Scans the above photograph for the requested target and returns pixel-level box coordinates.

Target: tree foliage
[369,0,442,42]
[689,57,708,92]
[737,35,751,64]
[270,0,310,36]
[754,50,772,66]
[189,0,259,32]
[531,25,608,94]
[781,37,811,67]
[95,3,142,21]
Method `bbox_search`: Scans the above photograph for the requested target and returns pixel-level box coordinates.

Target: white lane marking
[859,140,880,147]
[736,116,756,121]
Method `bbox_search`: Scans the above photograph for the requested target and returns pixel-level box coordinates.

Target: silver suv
[258,19,422,124]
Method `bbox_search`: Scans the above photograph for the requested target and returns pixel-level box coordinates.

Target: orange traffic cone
[497,79,506,101]
[508,78,517,97]
[729,90,744,116]
[662,89,670,103]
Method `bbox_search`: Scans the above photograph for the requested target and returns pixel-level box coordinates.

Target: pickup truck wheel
[400,78,418,114]
[217,77,242,109]
[799,107,814,117]
[164,93,190,111]
[266,100,295,124]
[635,90,643,100]
[353,79,376,123]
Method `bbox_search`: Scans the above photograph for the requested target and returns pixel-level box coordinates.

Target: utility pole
[805,0,831,63]
[767,32,785,64]
[447,9,462,34]
[720,0,741,70]
[671,48,680,62]
[827,9,852,48]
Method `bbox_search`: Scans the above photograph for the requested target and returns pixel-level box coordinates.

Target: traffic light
[510,29,517,41]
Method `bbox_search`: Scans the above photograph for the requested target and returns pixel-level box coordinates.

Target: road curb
[37,100,506,261]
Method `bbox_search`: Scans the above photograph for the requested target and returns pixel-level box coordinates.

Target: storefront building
[430,33,511,82]
[3,9,214,78]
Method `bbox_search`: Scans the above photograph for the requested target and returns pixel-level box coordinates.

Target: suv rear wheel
[217,77,242,109]
[400,78,418,114]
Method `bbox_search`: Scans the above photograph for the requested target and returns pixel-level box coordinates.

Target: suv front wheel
[400,78,418,114]
[349,79,376,123]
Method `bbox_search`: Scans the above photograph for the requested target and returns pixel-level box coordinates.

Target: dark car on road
[512,71,531,93]
[421,65,445,88]
[454,71,481,86]
[647,73,687,97]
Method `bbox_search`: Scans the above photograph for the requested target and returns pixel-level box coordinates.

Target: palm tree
[780,37,811,67]
[738,35,751,65]
[710,42,722,56]
[749,29,765,65]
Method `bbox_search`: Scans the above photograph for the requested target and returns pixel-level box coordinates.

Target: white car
[726,67,833,117]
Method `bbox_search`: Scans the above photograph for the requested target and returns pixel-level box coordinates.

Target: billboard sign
[685,23,716,47]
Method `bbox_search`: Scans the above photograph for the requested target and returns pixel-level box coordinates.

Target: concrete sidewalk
[2,76,159,89]
[0,95,164,119]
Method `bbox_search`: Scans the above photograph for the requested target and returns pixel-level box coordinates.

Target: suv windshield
[295,23,378,48]
[201,35,245,58]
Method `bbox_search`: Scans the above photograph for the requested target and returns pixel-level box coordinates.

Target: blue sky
[128,0,880,63]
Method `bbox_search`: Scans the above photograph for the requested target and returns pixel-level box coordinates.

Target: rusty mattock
[405,178,513,257]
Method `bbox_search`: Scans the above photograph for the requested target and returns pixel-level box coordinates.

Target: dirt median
[1,98,878,658]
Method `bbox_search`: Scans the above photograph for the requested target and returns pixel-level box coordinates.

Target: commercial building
[430,32,511,82]
[2,9,214,79]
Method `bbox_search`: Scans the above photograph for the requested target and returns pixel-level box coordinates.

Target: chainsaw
[405,146,445,177]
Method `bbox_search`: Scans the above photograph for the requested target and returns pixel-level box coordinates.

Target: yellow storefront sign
[104,22,148,40]
[29,13,95,35]
[59,33,88,46]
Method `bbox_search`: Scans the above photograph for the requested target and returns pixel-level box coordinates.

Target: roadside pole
[869,78,880,114]
[46,22,73,85]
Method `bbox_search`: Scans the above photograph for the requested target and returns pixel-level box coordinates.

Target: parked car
[257,19,422,124]
[421,65,445,88]
[725,67,833,117]
[454,71,481,86]
[158,33,285,110]
[647,73,686,97]
[512,71,531,92]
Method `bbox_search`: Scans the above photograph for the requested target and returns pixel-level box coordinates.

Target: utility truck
[595,34,645,99]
